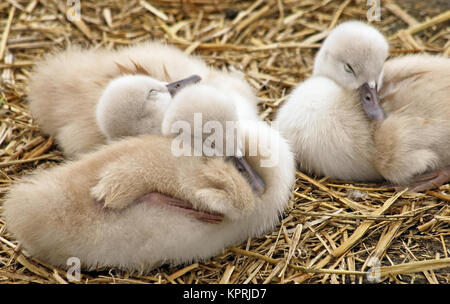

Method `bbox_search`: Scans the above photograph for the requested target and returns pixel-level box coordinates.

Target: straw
[0,0,449,284]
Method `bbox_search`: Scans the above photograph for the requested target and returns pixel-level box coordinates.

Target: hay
[0,0,449,284]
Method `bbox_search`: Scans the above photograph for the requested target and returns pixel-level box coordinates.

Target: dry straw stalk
[0,0,449,284]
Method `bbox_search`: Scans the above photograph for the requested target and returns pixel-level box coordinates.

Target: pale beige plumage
[95,74,172,143]
[28,41,259,158]
[276,21,387,182]
[3,122,295,272]
[276,76,381,182]
[276,21,450,191]
[162,84,241,157]
[373,55,450,189]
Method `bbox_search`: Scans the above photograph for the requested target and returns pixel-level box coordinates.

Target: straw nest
[0,0,449,284]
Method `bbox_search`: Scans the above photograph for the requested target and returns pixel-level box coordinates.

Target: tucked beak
[359,82,386,121]
[232,156,266,196]
[166,75,201,97]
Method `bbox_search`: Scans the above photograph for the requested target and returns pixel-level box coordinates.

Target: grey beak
[166,75,201,97]
[360,82,386,121]
[232,156,266,196]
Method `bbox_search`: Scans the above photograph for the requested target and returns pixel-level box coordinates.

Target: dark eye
[344,63,355,74]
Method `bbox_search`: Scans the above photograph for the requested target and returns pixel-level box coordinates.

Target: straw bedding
[0,0,449,284]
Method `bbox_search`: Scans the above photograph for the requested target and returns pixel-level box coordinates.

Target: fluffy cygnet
[3,122,295,272]
[276,21,450,191]
[28,41,259,157]
[276,21,387,182]
[368,55,450,192]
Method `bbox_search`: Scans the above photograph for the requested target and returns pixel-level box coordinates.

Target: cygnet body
[276,75,380,181]
[276,21,450,191]
[3,122,295,272]
[276,21,387,182]
[28,41,259,157]
[372,55,450,191]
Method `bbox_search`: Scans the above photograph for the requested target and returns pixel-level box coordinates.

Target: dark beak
[232,156,266,196]
[166,75,201,97]
[359,82,386,121]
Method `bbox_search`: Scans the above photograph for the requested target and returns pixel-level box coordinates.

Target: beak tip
[233,156,266,196]
[253,181,266,196]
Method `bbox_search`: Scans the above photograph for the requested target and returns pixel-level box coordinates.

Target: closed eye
[147,89,159,99]
[344,63,355,75]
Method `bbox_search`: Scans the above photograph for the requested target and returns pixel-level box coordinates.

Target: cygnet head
[313,21,388,119]
[162,83,266,195]
[96,74,200,141]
